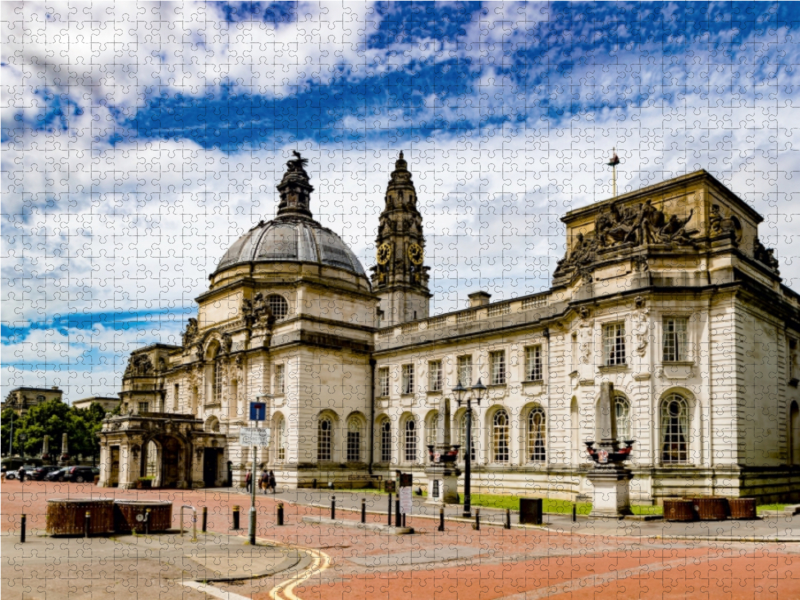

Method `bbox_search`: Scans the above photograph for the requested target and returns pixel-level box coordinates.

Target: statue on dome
[287,150,309,175]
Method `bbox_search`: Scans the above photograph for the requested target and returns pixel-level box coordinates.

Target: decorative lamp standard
[453,378,485,518]
[18,433,27,460]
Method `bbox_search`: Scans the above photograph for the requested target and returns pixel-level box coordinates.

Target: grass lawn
[332,488,665,516]
[756,503,788,514]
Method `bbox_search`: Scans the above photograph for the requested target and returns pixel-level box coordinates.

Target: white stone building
[98,153,800,503]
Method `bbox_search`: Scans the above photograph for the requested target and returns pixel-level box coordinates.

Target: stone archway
[141,435,184,488]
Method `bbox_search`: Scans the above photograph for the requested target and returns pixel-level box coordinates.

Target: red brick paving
[3,480,799,600]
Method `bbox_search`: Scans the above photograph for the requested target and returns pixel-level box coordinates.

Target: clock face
[408,243,424,265]
[377,242,392,265]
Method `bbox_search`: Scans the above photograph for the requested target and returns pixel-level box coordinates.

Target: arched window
[615,395,631,440]
[661,394,690,464]
[492,409,510,463]
[404,418,417,463]
[425,411,439,448]
[145,440,158,478]
[317,416,332,462]
[267,294,289,320]
[346,416,362,462]
[380,420,392,463]
[527,407,546,462]
[276,415,286,462]
[213,359,223,403]
[458,412,476,461]
[596,394,632,441]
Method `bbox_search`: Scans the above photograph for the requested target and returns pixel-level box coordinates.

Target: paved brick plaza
[2,480,799,600]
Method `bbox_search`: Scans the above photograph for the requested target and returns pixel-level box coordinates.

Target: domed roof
[216,217,367,278]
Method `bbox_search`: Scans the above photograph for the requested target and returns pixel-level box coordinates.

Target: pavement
[224,486,800,542]
[3,481,800,600]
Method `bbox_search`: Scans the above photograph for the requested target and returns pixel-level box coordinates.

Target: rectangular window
[490,351,506,385]
[428,360,442,392]
[173,384,180,412]
[457,355,472,386]
[790,339,799,381]
[380,421,392,463]
[525,345,543,381]
[138,402,149,413]
[402,364,415,394]
[662,317,688,362]
[603,323,626,366]
[378,367,390,397]
[275,364,285,394]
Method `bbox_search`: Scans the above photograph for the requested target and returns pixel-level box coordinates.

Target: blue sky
[3,1,800,400]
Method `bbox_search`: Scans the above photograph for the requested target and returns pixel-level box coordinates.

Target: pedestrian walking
[268,470,276,494]
[245,469,252,493]
[17,465,25,483]
[260,469,269,495]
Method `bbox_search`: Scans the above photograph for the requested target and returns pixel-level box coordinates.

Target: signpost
[246,398,271,545]
[398,472,413,517]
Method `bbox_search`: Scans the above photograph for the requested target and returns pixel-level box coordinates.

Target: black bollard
[572,503,577,523]
[387,493,392,526]
[402,513,406,528]
[312,478,317,489]
[395,498,401,528]
[202,507,207,533]
[438,508,444,532]
[84,511,91,538]
[474,508,480,531]
[505,508,511,529]
[232,506,240,530]
[361,499,366,524]
[20,514,26,543]
[145,508,151,535]
[331,496,336,520]
[277,503,284,526]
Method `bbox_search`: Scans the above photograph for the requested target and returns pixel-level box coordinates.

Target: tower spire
[371,151,431,326]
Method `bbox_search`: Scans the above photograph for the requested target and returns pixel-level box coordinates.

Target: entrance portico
[98,412,227,489]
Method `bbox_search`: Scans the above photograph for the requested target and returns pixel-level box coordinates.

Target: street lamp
[453,378,485,518]
[18,433,27,460]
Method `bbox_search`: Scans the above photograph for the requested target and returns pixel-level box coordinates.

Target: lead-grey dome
[215,217,367,278]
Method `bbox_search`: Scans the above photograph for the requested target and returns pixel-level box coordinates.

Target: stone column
[425,395,460,505]
[587,382,634,517]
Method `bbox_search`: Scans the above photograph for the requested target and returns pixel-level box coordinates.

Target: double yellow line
[269,542,332,600]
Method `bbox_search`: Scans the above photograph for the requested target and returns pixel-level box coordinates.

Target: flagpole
[607,148,620,198]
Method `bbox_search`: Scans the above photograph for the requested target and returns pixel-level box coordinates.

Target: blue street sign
[249,402,266,421]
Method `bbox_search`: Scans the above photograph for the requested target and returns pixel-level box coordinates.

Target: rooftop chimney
[468,291,492,308]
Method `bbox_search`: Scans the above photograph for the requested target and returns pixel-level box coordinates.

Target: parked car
[45,467,73,482]
[31,466,61,481]
[5,464,39,480]
[62,466,97,483]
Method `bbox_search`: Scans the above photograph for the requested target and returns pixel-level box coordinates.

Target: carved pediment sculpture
[124,354,154,378]
[555,201,700,277]
[182,318,199,347]
[754,237,780,273]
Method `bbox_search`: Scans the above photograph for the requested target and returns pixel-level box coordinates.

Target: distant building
[1,387,63,415]
[72,396,121,412]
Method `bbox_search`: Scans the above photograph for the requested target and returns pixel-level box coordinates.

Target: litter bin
[519,498,543,525]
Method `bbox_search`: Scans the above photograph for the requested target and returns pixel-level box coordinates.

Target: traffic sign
[240,427,271,447]
[249,402,267,421]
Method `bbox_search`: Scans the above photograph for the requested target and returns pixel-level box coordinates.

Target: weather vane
[607,148,621,198]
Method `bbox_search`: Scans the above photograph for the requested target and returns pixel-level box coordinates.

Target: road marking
[181,580,251,600]
[268,544,332,600]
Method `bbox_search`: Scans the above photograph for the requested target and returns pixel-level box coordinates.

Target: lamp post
[453,378,485,518]
[18,433,26,460]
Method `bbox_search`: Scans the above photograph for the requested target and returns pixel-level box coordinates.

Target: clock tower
[371,152,431,327]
